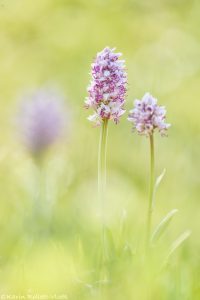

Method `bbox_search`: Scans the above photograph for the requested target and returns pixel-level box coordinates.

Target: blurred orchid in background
[17,87,69,238]
[17,87,67,159]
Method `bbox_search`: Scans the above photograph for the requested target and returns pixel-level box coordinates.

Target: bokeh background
[0,0,199,299]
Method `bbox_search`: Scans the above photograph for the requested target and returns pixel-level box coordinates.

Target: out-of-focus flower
[128,93,170,136]
[85,47,127,126]
[18,88,66,157]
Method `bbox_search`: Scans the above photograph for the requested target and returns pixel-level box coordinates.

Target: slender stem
[32,161,44,237]
[98,119,108,263]
[146,134,155,252]
[32,159,50,238]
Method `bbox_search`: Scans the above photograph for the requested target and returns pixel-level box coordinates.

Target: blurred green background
[0,0,200,299]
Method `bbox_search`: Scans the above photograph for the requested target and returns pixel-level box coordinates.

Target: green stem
[32,161,44,237]
[32,159,50,238]
[98,119,108,263]
[146,134,155,252]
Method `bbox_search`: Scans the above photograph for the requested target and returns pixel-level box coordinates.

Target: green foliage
[0,0,199,299]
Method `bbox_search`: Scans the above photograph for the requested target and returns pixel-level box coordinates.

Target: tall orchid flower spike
[85,47,127,126]
[85,47,127,264]
[128,93,171,252]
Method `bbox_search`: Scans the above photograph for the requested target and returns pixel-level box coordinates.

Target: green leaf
[104,227,116,260]
[123,242,134,257]
[155,168,166,190]
[152,169,166,209]
[118,209,127,246]
[151,209,178,244]
[165,230,191,263]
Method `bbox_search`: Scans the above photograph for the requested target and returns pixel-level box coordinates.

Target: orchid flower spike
[85,47,127,126]
[128,93,170,136]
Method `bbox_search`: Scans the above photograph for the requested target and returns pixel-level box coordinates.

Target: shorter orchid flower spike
[128,93,171,136]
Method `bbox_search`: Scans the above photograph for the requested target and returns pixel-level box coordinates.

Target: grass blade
[155,168,166,190]
[151,209,178,244]
[165,230,191,263]
[152,168,166,209]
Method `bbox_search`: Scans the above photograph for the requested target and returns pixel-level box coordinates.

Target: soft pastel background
[0,0,199,299]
